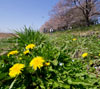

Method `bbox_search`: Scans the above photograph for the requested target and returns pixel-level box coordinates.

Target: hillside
[46,25,100,59]
[0,33,15,39]
[1,26,100,88]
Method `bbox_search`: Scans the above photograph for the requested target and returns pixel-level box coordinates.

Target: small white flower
[94,66,97,69]
[72,60,74,62]
[59,63,63,66]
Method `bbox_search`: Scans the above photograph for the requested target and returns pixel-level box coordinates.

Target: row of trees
[40,0,100,32]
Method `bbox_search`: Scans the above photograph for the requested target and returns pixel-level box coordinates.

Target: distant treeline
[40,0,100,33]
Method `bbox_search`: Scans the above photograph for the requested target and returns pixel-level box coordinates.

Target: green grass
[0,39,10,53]
[0,38,15,55]
[1,26,100,88]
[45,24,100,58]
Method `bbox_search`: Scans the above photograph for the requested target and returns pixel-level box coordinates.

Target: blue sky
[0,0,58,33]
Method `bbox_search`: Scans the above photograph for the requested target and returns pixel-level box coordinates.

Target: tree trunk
[86,15,90,26]
[85,0,90,26]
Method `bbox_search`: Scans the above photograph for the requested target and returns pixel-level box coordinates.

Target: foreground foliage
[0,27,100,89]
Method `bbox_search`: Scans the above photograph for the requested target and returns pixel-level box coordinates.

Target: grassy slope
[0,33,17,55]
[46,24,100,59]
[0,26,100,88]
[0,24,100,57]
[0,38,15,55]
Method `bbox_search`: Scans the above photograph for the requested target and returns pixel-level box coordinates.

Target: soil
[0,33,15,39]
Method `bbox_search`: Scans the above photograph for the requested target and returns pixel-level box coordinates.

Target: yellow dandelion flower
[30,56,45,70]
[23,50,29,55]
[99,53,100,56]
[45,62,50,66]
[73,38,77,41]
[82,53,88,58]
[25,44,35,50]
[7,50,18,57]
[9,63,25,78]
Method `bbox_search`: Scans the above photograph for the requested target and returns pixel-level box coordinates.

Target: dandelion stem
[9,76,17,89]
